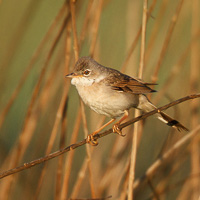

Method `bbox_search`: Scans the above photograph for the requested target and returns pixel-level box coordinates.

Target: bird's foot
[112,123,126,137]
[86,134,99,146]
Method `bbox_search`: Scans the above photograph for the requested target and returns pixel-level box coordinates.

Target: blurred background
[0,0,200,199]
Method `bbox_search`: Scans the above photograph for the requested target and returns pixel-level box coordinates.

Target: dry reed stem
[69,196,112,200]
[38,49,65,110]
[149,149,188,199]
[70,0,79,61]
[79,0,94,47]
[117,156,130,197]
[70,0,97,197]
[189,1,200,199]
[89,0,103,57]
[150,172,200,199]
[34,85,70,199]
[0,11,70,200]
[128,1,148,199]
[55,98,68,200]
[57,22,73,200]
[0,94,199,180]
[154,28,200,104]
[151,0,184,83]
[147,178,160,200]
[152,154,188,199]
[133,124,200,190]
[145,0,168,64]
[97,127,130,195]
[70,159,88,199]
[0,3,68,131]
[67,1,105,197]
[138,0,147,78]
[1,1,196,199]
[0,1,41,90]
[81,101,97,198]
[121,0,156,73]
[119,159,131,200]
[31,15,71,199]
[60,109,82,199]
[96,124,132,193]
[55,18,72,200]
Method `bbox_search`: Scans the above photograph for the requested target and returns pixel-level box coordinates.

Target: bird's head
[65,57,106,86]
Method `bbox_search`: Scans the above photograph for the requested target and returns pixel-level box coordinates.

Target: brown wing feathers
[109,74,156,94]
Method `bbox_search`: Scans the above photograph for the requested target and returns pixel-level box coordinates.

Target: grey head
[66,57,109,81]
[66,56,157,94]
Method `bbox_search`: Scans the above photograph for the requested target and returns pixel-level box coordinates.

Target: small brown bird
[66,57,188,145]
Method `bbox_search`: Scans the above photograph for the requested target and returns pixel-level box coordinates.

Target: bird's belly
[75,84,139,118]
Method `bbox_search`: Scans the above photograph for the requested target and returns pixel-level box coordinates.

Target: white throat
[71,74,105,86]
[71,77,94,86]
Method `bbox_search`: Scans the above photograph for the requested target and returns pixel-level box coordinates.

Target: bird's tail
[138,95,188,132]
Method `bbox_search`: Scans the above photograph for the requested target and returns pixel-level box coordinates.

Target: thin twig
[0,93,199,180]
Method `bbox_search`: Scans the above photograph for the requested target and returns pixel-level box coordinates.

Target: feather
[106,72,156,94]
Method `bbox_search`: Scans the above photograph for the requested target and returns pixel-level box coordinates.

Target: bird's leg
[87,118,116,146]
[112,110,129,137]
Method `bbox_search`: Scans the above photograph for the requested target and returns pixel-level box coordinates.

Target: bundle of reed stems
[0,0,199,199]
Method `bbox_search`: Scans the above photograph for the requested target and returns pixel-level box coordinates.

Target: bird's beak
[65,72,83,78]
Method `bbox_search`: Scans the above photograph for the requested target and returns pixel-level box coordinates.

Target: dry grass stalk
[133,125,200,190]
[79,0,94,47]
[81,101,97,198]
[0,9,70,200]
[0,1,41,90]
[0,1,199,199]
[154,28,200,105]
[145,0,168,65]
[55,97,68,200]
[70,0,79,61]
[0,3,68,131]
[121,0,157,73]
[60,109,82,199]
[128,0,148,199]
[89,0,104,57]
[151,0,185,84]
[189,0,200,199]
[34,80,70,199]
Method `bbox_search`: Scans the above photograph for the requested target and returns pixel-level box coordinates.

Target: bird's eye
[83,69,91,76]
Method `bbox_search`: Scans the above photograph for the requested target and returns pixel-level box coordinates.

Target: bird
[65,56,188,145]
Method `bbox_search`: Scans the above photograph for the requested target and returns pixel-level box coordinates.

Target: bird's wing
[106,72,156,94]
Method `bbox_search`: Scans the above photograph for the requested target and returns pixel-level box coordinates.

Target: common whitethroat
[66,57,188,145]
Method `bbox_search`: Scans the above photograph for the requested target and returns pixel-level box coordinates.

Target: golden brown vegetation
[0,0,199,199]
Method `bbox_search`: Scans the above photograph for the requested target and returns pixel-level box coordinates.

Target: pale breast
[74,81,139,118]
